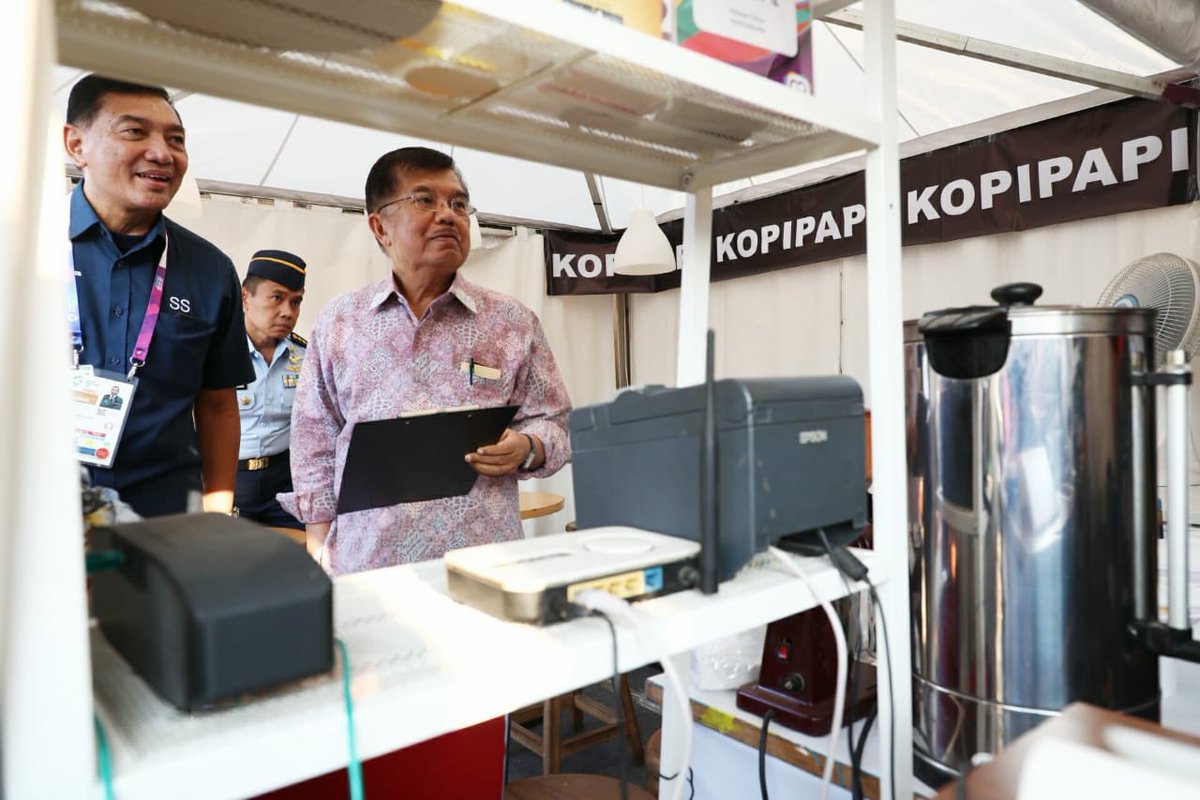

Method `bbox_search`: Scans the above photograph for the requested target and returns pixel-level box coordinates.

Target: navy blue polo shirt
[70,183,254,515]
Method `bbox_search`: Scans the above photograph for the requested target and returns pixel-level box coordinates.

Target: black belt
[238,450,289,471]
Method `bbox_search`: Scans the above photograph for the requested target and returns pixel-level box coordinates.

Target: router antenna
[700,329,719,594]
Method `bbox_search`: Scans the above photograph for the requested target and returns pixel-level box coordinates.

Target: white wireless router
[444,526,701,625]
[446,332,720,625]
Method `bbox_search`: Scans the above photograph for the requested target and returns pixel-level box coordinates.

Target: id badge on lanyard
[68,234,167,468]
[71,366,137,468]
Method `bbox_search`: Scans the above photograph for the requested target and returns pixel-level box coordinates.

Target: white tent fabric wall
[170,194,388,337]
[49,0,1198,537]
[630,201,1200,407]
[458,228,618,537]
[843,201,1200,405]
[174,195,613,536]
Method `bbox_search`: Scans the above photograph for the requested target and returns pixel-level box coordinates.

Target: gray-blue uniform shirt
[238,333,307,459]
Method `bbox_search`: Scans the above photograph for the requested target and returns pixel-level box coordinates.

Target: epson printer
[569,376,867,582]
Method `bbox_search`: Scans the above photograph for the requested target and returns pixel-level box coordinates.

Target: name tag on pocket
[459,360,502,382]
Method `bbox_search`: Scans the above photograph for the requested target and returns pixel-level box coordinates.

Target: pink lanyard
[68,233,169,380]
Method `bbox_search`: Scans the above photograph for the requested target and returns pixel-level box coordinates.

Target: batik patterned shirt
[279,273,571,574]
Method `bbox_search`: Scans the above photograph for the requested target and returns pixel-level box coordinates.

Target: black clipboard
[336,405,519,514]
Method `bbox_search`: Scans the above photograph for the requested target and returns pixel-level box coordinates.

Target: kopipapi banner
[545,97,1198,295]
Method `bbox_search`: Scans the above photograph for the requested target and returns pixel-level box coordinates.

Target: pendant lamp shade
[612,209,676,275]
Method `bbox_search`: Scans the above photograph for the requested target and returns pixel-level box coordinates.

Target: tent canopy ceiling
[53,0,1187,231]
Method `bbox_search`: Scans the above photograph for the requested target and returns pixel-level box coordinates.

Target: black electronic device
[570,372,867,583]
[737,602,877,735]
[90,513,334,711]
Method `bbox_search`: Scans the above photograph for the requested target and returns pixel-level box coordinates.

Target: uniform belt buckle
[246,456,270,471]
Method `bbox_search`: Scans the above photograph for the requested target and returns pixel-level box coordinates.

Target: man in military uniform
[235,249,308,530]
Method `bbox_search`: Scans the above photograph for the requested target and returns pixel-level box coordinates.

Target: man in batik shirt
[280,147,571,574]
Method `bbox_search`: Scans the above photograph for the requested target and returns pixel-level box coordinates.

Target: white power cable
[768,546,849,800]
[572,589,693,800]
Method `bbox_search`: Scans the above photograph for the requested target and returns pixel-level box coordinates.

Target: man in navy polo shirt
[64,74,254,517]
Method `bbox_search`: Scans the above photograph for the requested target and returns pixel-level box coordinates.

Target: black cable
[854,703,877,773]
[867,580,894,800]
[657,767,695,800]
[592,610,629,800]
[954,759,973,800]
[818,531,867,800]
[817,537,895,800]
[758,708,775,800]
[846,600,868,800]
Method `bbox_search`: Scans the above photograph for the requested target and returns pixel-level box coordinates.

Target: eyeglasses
[376,191,475,218]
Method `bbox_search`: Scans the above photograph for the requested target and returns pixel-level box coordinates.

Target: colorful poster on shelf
[693,0,798,56]
[675,0,813,93]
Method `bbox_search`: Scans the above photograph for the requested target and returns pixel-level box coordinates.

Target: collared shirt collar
[368,271,479,315]
[69,181,166,243]
[246,333,290,363]
[447,272,479,314]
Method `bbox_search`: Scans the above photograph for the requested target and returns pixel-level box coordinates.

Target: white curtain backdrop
[632,202,1200,407]
[170,193,1200,533]
[170,193,389,337]
[175,196,616,536]
[460,226,616,536]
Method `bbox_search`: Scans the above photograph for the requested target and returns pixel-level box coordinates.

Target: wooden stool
[506,773,655,799]
[644,728,661,796]
[519,491,565,520]
[270,526,307,546]
[509,676,645,775]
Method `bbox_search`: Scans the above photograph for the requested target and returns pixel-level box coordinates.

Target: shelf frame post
[675,187,714,387]
[862,0,915,797]
[1,1,95,797]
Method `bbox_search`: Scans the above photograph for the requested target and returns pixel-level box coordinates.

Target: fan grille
[1097,253,1200,366]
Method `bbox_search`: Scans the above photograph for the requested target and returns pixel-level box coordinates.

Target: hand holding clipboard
[464,427,538,476]
[336,405,518,514]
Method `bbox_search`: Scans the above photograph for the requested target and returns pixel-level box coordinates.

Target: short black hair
[242,274,267,294]
[364,147,468,213]
[242,274,305,294]
[66,74,175,128]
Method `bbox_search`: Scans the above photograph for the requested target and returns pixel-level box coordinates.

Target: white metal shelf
[56,0,879,190]
[645,674,939,799]
[12,2,913,798]
[92,550,877,799]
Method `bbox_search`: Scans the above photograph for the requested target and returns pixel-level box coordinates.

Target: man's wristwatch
[520,434,538,471]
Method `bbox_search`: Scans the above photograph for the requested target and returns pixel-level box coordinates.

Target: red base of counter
[253,716,506,799]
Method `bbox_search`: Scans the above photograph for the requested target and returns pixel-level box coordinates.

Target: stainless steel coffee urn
[906,283,1171,785]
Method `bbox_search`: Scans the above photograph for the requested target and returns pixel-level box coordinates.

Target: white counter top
[92,549,874,799]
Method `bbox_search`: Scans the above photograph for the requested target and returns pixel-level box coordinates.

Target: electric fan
[1097,252,1200,366]
[1098,253,1200,489]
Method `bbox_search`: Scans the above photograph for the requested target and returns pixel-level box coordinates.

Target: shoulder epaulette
[289,332,308,347]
